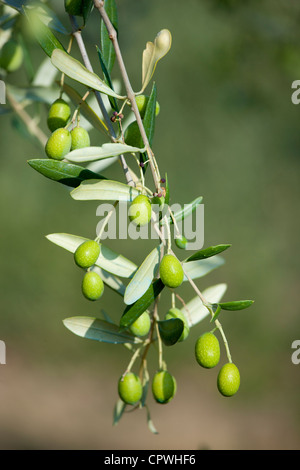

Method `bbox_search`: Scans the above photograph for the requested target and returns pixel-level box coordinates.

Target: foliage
[0,0,254,433]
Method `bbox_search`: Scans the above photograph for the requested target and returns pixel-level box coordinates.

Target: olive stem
[69,14,134,187]
[93,0,162,192]
[7,91,48,146]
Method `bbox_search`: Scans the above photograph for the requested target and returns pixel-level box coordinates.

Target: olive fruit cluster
[118,369,176,406]
[195,332,240,397]
[45,98,90,160]
[74,240,104,301]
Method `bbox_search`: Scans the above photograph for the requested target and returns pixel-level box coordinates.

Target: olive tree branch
[93,0,162,192]
[69,14,134,187]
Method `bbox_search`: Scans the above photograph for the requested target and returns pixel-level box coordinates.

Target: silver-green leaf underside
[182,256,225,281]
[65,143,145,163]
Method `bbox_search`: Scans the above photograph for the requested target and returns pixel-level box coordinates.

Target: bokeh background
[0,0,300,449]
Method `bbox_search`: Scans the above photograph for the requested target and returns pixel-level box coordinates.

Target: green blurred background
[0,0,300,449]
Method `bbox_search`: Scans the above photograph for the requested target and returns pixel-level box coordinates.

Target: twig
[69,14,134,187]
[93,0,161,192]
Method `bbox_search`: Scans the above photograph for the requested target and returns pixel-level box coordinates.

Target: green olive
[128,195,152,226]
[195,332,220,369]
[47,99,71,132]
[70,126,90,150]
[0,39,23,73]
[217,363,240,397]
[129,311,151,337]
[165,308,189,341]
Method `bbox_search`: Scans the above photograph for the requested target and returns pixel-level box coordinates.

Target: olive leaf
[63,317,141,344]
[182,256,225,281]
[185,244,232,262]
[142,29,172,92]
[100,0,118,73]
[27,159,107,188]
[124,244,162,305]
[46,233,137,278]
[157,318,184,346]
[160,196,203,226]
[120,279,165,329]
[61,82,108,134]
[219,300,254,311]
[113,399,126,426]
[51,49,124,99]
[24,7,65,58]
[71,179,141,202]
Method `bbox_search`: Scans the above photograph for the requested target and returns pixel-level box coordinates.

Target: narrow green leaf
[100,0,118,73]
[51,49,124,99]
[219,300,254,311]
[124,244,162,305]
[61,82,108,134]
[46,233,138,278]
[25,2,69,34]
[164,172,170,205]
[157,318,184,346]
[27,159,107,188]
[181,283,227,327]
[65,142,144,164]
[24,7,65,58]
[142,29,172,92]
[2,0,28,12]
[160,196,203,226]
[113,399,126,426]
[185,244,232,262]
[71,179,141,202]
[63,317,141,344]
[120,279,165,329]
[182,256,225,281]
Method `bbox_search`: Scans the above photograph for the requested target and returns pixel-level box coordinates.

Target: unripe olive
[128,194,152,226]
[175,235,188,250]
[129,311,151,337]
[70,126,90,150]
[47,98,71,132]
[118,372,143,405]
[74,240,100,269]
[82,271,104,301]
[159,254,184,289]
[45,128,72,160]
[64,0,83,16]
[0,39,23,72]
[165,308,189,342]
[152,370,176,404]
[135,95,160,118]
[124,121,143,148]
[217,363,240,397]
[195,332,220,369]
